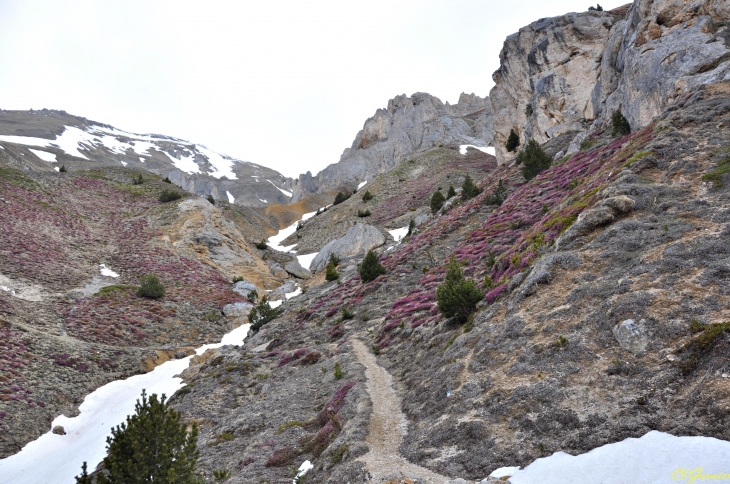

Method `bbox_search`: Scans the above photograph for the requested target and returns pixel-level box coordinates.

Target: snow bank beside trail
[0,323,250,484]
[28,149,56,162]
[227,191,235,203]
[460,144,495,156]
[498,431,730,484]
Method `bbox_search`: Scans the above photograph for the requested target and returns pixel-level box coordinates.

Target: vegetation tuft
[506,128,520,152]
[361,190,373,201]
[159,189,182,203]
[611,110,631,136]
[430,189,446,213]
[517,139,552,181]
[461,174,481,200]
[358,250,385,283]
[137,274,165,299]
[436,256,483,323]
[333,191,351,205]
[248,296,280,331]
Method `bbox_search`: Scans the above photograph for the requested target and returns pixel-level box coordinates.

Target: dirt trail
[351,338,453,483]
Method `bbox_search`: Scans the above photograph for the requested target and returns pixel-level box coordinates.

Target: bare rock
[232,280,257,299]
[612,319,649,354]
[284,260,311,279]
[222,302,254,318]
[310,224,386,273]
[52,425,65,435]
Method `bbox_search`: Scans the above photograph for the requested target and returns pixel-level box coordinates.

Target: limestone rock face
[291,93,493,200]
[491,1,730,164]
[284,260,311,279]
[309,224,385,273]
[489,10,621,165]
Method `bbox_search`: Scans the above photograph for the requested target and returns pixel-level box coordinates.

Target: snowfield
[459,144,495,156]
[0,324,251,484]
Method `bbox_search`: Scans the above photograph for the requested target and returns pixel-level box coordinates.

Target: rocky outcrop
[309,224,386,273]
[490,0,730,164]
[291,93,493,201]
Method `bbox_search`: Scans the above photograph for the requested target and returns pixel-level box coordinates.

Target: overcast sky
[0,0,626,178]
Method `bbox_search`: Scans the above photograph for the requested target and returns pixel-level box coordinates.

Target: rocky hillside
[490,0,730,164]
[0,158,310,458]
[291,92,493,201]
[170,79,730,483]
[0,109,294,207]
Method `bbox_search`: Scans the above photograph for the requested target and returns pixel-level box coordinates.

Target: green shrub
[329,253,341,266]
[333,191,351,205]
[59,164,67,173]
[485,179,507,205]
[436,256,483,323]
[430,189,446,213]
[213,469,231,482]
[447,185,456,198]
[137,274,165,299]
[556,335,569,347]
[163,176,172,183]
[611,110,631,136]
[276,421,305,434]
[461,174,481,200]
[357,209,371,217]
[406,218,416,237]
[588,4,603,11]
[132,173,144,185]
[358,250,385,283]
[159,189,182,203]
[256,239,268,250]
[207,194,215,205]
[75,391,199,484]
[525,104,534,116]
[247,289,258,303]
[517,139,552,181]
[232,276,245,283]
[362,190,373,201]
[506,129,520,152]
[702,155,730,187]
[340,306,355,321]
[248,296,280,331]
[325,261,340,281]
[333,362,344,379]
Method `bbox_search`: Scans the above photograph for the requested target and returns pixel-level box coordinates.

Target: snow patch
[388,226,409,243]
[197,145,238,180]
[120,161,127,166]
[267,220,298,252]
[503,431,730,484]
[293,460,313,483]
[99,264,119,278]
[285,287,302,299]
[54,167,60,172]
[28,149,56,163]
[267,179,292,197]
[460,144,495,156]
[226,191,235,203]
[164,151,200,175]
[0,323,251,484]
[297,252,318,271]
[357,180,368,189]
[301,210,317,221]
[269,299,283,309]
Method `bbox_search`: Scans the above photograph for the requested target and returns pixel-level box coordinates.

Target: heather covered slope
[0,166,257,457]
[170,82,730,482]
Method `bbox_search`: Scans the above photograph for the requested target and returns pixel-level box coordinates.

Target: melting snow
[267,179,292,197]
[164,151,200,175]
[99,264,119,278]
[388,226,409,243]
[226,191,235,203]
[293,460,313,483]
[28,149,56,163]
[297,252,318,271]
[286,287,302,299]
[357,180,368,189]
[301,210,317,221]
[196,145,238,180]
[120,161,127,166]
[269,299,283,309]
[0,323,251,484]
[267,220,298,252]
[138,157,145,163]
[460,144,495,156]
[494,431,730,484]
[54,167,60,172]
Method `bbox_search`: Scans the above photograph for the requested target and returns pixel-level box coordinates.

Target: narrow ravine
[0,323,251,484]
[351,338,450,483]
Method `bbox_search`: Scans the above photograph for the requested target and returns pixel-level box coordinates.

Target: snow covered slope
[0,109,293,207]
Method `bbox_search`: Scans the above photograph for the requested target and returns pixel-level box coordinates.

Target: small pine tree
[256,239,268,250]
[329,253,341,267]
[137,274,165,299]
[132,174,144,185]
[59,164,67,172]
[506,129,520,153]
[517,139,552,181]
[207,194,215,205]
[163,176,172,184]
[436,256,483,323]
[406,218,416,237]
[430,190,446,213]
[485,179,508,205]
[325,260,340,281]
[461,174,481,200]
[76,390,200,484]
[333,191,351,205]
[447,185,456,198]
[357,209,371,217]
[362,190,373,201]
[611,110,631,136]
[358,250,385,283]
[248,296,280,331]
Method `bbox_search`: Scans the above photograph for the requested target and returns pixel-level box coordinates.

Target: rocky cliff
[291,92,493,201]
[0,110,294,207]
[490,0,730,164]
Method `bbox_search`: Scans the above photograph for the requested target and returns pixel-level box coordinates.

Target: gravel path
[352,338,451,483]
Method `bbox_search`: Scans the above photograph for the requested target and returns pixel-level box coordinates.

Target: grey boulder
[310,224,385,273]
[612,319,648,354]
[284,260,311,279]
